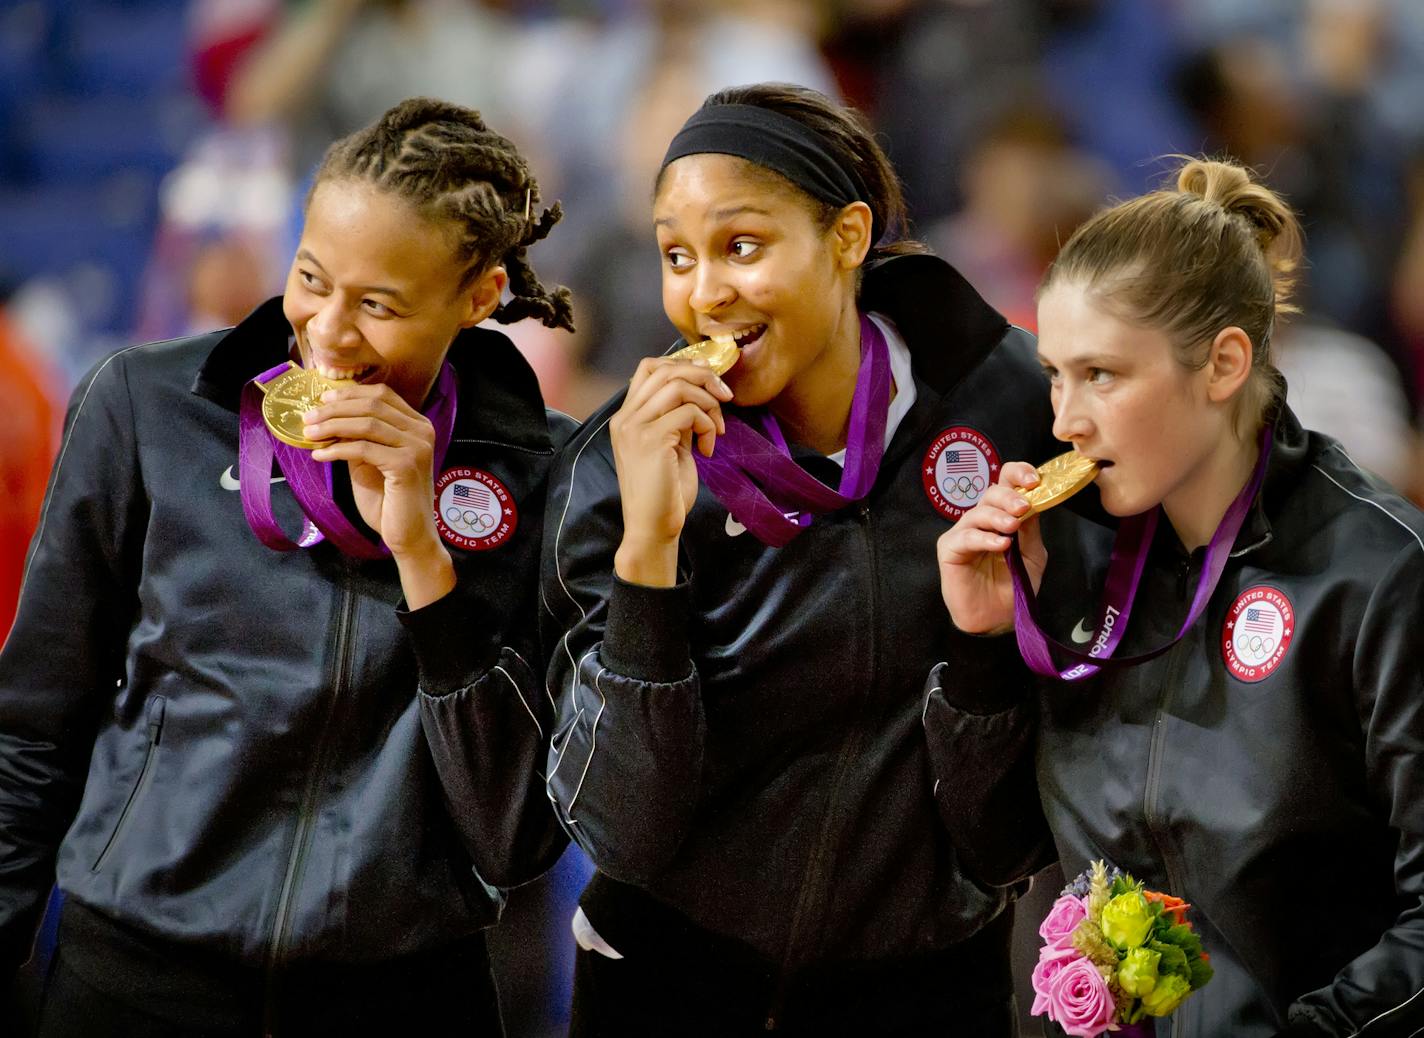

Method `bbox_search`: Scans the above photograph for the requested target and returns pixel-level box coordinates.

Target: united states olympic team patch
[434,468,517,551]
[922,426,1001,520]
[1221,585,1295,682]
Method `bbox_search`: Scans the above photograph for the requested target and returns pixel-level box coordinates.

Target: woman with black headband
[542,83,1060,1035]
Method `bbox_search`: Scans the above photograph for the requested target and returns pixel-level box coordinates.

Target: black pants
[568,907,1019,1038]
[34,902,503,1037]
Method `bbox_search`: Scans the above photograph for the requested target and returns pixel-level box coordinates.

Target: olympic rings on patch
[444,505,496,533]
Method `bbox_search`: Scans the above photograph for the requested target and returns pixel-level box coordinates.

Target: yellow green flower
[1116,947,1161,997]
[1101,891,1154,949]
[1141,973,1192,1016]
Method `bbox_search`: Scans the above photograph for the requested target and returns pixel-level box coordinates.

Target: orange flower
[1144,890,1192,927]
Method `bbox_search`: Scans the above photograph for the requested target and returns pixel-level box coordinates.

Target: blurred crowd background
[2,0,1422,1034]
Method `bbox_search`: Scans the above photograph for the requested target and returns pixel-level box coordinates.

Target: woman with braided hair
[0,98,573,1035]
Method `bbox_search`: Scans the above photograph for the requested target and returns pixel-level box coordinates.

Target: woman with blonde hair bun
[934,157,1424,1037]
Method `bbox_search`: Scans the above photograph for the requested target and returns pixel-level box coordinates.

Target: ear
[1204,326,1254,404]
[830,201,874,270]
[462,265,508,328]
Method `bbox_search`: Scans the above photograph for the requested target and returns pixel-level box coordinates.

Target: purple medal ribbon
[693,313,891,547]
[1007,426,1274,681]
[237,361,458,559]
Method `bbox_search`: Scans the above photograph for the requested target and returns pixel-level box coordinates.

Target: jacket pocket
[91,694,166,873]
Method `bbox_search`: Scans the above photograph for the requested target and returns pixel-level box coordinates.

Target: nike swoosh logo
[220,466,286,491]
[725,513,747,537]
[1070,618,1094,644]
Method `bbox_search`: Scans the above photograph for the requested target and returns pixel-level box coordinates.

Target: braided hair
[312,97,575,332]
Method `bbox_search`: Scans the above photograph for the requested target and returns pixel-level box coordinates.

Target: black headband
[660,103,882,244]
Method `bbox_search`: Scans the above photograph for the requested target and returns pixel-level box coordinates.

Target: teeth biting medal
[256,362,356,449]
[671,333,741,375]
[1017,451,1100,516]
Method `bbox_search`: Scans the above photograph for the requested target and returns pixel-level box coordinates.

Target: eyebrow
[296,250,412,308]
[654,204,777,229]
[1039,351,1119,369]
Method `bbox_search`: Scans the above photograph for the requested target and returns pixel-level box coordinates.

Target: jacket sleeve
[922,650,1056,889]
[540,425,705,887]
[1282,543,1424,1037]
[404,558,568,889]
[0,352,146,981]
[407,412,574,890]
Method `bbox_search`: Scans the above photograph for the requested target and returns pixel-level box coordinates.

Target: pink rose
[1039,894,1088,945]
[1046,957,1117,1037]
[1030,949,1072,1016]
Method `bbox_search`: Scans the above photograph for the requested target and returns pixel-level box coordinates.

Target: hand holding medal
[609,337,737,586]
[299,376,448,561]
[238,359,458,571]
[937,452,1098,635]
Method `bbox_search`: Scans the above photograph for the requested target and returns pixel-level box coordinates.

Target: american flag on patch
[453,483,491,509]
[1240,607,1274,633]
[942,449,979,473]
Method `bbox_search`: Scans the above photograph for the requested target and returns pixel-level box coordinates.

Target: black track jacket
[0,299,569,986]
[933,408,1424,1038]
[542,255,1059,993]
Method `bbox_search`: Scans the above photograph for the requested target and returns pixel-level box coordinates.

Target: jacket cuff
[939,631,1033,715]
[397,583,501,696]
[600,576,692,683]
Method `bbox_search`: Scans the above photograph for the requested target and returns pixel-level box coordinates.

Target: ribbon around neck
[1007,425,1274,681]
[692,313,891,547]
[237,361,458,559]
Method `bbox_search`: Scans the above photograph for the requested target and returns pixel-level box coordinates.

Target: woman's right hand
[936,462,1048,634]
[609,355,734,587]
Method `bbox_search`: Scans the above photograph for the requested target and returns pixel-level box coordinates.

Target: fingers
[938,524,1014,561]
[936,463,1040,566]
[625,356,734,419]
[613,358,732,455]
[311,437,419,474]
[302,384,434,452]
[996,461,1040,490]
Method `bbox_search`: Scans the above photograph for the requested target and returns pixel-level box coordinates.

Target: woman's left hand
[304,384,454,606]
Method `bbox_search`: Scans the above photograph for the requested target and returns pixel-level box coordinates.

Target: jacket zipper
[91,695,167,873]
[1142,557,1195,1038]
[262,583,358,1038]
[764,504,881,1031]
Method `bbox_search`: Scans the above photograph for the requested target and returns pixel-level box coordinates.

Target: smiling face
[1037,280,1244,524]
[653,153,867,413]
[282,178,503,409]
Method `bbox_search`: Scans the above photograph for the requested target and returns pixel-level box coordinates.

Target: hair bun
[1175,157,1302,308]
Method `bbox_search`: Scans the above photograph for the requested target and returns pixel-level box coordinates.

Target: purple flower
[1045,957,1117,1037]
[1063,864,1127,899]
[1040,894,1088,945]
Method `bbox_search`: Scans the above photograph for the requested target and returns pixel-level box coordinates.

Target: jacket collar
[860,253,1011,395]
[191,296,553,452]
[1231,401,1309,558]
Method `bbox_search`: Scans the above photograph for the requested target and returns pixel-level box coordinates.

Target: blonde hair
[1041,157,1303,435]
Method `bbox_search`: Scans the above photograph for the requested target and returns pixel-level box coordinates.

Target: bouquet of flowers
[1031,861,1213,1037]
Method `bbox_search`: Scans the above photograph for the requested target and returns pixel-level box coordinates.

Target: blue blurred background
[2,0,1422,1034]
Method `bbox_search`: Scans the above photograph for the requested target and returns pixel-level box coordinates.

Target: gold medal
[1017,450,1100,516]
[256,363,355,450]
[670,335,740,375]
